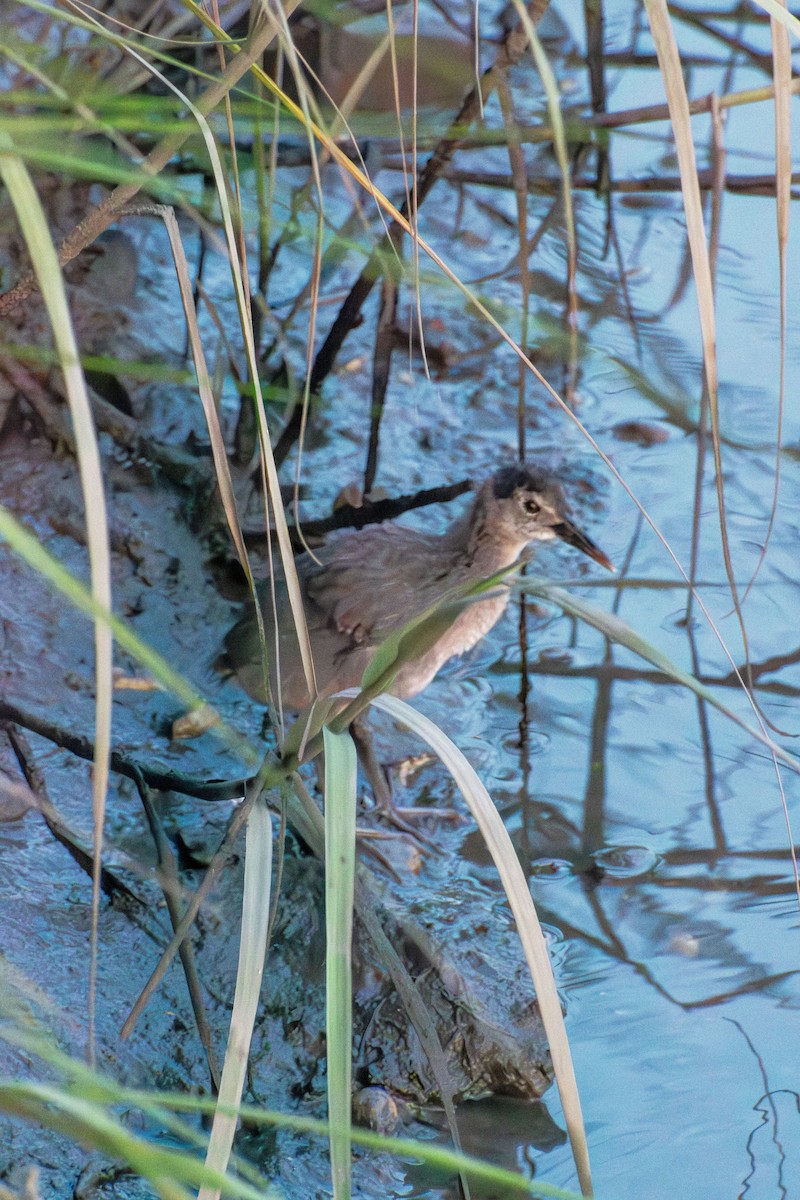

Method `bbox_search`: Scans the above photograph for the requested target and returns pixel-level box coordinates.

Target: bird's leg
[350,717,462,835]
[350,716,428,839]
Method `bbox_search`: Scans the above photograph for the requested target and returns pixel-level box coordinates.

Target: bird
[220,462,612,823]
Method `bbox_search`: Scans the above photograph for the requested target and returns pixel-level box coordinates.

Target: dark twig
[435,167,800,197]
[133,771,221,1091]
[0,698,250,802]
[584,0,606,114]
[243,477,474,547]
[120,758,272,1040]
[365,255,402,495]
[3,724,152,912]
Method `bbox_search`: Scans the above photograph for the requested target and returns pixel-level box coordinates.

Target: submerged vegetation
[0,1,798,1198]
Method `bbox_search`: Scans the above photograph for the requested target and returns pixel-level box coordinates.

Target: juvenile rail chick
[223,463,611,701]
[221,463,612,821]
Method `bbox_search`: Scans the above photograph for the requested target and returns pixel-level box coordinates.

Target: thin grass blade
[0,1081,282,1200]
[643,0,745,635]
[752,0,800,37]
[0,981,581,1198]
[323,727,358,1200]
[740,0,791,595]
[511,1,578,377]
[199,794,273,1200]
[0,135,113,1064]
[159,205,251,575]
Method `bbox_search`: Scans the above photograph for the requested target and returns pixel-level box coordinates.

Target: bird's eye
[523,498,540,515]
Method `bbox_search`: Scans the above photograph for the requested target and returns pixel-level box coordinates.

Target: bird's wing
[305,525,446,645]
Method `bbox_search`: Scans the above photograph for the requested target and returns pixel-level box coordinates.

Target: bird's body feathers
[221,464,611,710]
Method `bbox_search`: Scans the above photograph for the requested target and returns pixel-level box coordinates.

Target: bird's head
[480,463,613,571]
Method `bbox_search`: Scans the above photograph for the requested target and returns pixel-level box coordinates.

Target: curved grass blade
[753,0,800,37]
[0,980,582,1199]
[643,0,749,665]
[358,565,518,697]
[360,694,593,1198]
[511,1,578,379]
[0,1081,283,1200]
[0,1080,582,1200]
[199,795,273,1200]
[0,134,112,1064]
[75,0,316,716]
[741,0,791,597]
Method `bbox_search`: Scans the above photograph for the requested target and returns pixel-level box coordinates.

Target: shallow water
[2,0,800,1197]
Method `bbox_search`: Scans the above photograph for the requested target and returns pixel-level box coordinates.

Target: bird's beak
[552,516,614,572]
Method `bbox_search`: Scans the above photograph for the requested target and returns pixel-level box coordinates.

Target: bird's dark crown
[491,463,555,500]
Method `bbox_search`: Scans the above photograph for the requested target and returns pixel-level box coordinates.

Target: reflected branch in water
[546,891,800,1012]
[531,855,800,1017]
[502,658,800,699]
[726,1017,797,1199]
[664,846,800,865]
[434,165,800,198]
[680,970,799,1011]
[637,874,796,898]
[580,511,646,856]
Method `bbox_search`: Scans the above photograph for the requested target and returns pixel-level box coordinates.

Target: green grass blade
[323,727,358,1200]
[359,564,519,696]
[0,131,113,1063]
[0,995,582,1199]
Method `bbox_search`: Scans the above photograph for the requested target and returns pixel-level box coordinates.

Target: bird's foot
[355,826,426,880]
[369,779,464,843]
[370,791,438,845]
[351,719,462,844]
